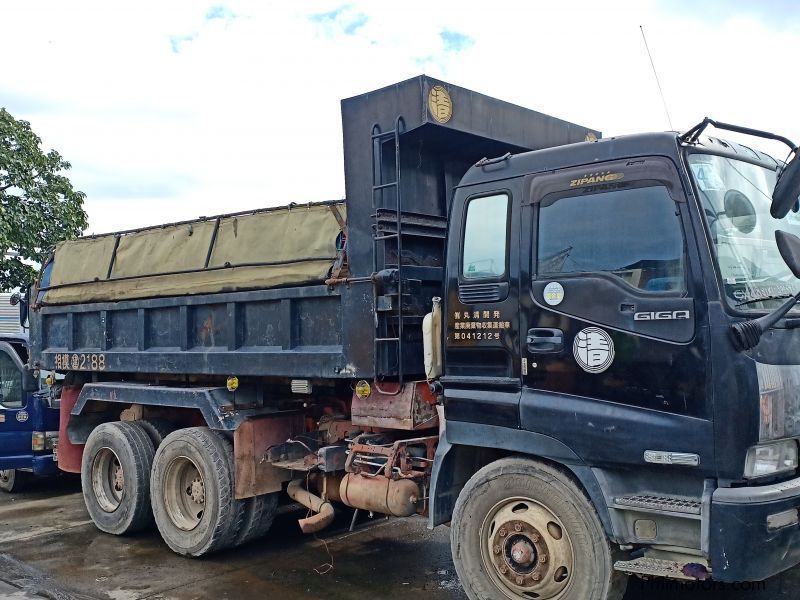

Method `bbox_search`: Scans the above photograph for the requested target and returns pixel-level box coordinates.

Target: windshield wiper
[736,294,794,307]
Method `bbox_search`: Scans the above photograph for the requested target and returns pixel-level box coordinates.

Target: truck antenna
[639,25,674,131]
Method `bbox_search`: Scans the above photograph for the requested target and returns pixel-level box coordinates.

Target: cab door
[443,180,523,427]
[519,157,715,469]
[0,343,33,469]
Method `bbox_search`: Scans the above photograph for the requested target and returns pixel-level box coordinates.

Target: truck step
[613,557,696,580]
[614,494,701,515]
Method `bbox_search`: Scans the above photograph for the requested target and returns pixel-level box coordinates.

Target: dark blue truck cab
[0,335,60,492]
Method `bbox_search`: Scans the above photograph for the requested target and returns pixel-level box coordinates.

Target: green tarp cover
[42,202,345,305]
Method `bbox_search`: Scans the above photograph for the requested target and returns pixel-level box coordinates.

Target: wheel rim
[480,496,575,599]
[91,448,125,512]
[164,455,206,531]
[0,470,12,486]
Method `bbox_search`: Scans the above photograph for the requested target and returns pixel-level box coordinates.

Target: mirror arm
[681,117,798,152]
[730,291,800,351]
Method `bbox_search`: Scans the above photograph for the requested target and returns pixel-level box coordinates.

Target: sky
[2,0,800,235]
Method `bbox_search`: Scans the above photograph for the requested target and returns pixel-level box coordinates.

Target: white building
[0,293,24,335]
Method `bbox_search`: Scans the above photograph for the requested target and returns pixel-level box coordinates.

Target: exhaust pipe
[287,479,336,534]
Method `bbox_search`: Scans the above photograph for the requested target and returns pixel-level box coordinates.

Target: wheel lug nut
[494,545,501,555]
[539,554,548,564]
[499,528,507,537]
[532,573,541,581]
[516,576,524,585]
[500,565,508,574]
[514,523,522,532]
[532,534,539,542]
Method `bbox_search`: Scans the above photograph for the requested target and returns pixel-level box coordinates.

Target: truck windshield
[689,153,800,311]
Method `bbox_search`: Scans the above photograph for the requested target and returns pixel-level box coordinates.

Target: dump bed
[29,76,599,380]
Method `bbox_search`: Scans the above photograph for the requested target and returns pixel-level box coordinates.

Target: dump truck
[23,75,800,600]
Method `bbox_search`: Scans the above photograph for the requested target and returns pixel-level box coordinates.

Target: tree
[0,108,87,290]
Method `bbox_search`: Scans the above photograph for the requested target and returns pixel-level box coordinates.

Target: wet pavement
[0,476,798,599]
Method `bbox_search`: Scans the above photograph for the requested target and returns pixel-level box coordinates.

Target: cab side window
[462,193,509,280]
[537,185,685,292]
[0,351,22,408]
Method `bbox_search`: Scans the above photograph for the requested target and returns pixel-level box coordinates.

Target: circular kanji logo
[428,85,453,124]
[573,327,614,373]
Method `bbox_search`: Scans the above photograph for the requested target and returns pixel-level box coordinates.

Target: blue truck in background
[0,332,60,492]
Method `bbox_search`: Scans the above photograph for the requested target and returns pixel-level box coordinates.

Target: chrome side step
[614,494,701,515]
[613,557,697,580]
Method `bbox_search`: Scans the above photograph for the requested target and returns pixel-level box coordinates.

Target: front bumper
[31,453,59,477]
[712,475,800,582]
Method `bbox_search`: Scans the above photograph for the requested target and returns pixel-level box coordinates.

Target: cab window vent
[459,282,508,303]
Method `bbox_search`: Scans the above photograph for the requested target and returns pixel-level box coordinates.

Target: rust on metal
[490,519,550,588]
[351,381,438,430]
[345,434,437,482]
[233,413,304,499]
[339,473,421,517]
[287,478,336,533]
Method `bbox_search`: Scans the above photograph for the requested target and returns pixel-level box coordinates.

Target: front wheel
[0,469,23,493]
[451,457,627,600]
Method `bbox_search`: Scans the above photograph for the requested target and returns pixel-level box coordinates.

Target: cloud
[2,0,799,237]
[343,13,367,35]
[170,32,198,53]
[206,5,236,21]
[656,0,800,31]
[440,30,474,53]
[309,4,368,36]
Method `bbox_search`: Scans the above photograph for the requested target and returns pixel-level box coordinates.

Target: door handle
[526,328,564,353]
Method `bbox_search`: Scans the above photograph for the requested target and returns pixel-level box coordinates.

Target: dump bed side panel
[30,285,357,378]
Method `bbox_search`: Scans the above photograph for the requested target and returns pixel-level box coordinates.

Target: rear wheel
[81,421,155,535]
[0,469,24,493]
[151,427,244,556]
[136,419,176,447]
[235,492,279,546]
[451,457,627,600]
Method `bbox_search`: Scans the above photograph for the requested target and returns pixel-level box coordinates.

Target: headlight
[744,440,798,478]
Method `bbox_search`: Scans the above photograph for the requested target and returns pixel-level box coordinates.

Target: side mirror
[776,230,800,278]
[724,189,757,234]
[772,154,800,219]
[9,289,29,329]
[22,369,39,393]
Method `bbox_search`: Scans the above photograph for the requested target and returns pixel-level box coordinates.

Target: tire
[451,457,627,600]
[0,469,24,493]
[135,419,176,447]
[234,492,279,546]
[81,421,156,535]
[150,427,245,557]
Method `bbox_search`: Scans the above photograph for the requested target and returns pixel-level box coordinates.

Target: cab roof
[457,130,779,188]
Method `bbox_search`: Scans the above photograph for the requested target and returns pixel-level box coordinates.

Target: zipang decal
[573,327,615,374]
[634,310,691,321]
[569,171,624,187]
